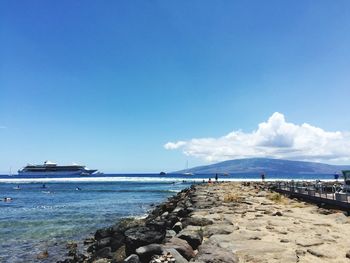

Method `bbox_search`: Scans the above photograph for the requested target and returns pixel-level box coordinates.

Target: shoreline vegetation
[57,182,350,263]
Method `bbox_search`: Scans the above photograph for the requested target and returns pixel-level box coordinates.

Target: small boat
[183,172,194,176]
[13,185,21,190]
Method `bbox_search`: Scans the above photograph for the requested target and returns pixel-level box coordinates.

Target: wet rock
[95,247,112,259]
[37,250,49,259]
[84,237,96,245]
[95,227,112,240]
[177,229,203,250]
[135,244,164,262]
[96,237,111,250]
[123,254,141,263]
[164,237,195,260]
[124,226,165,255]
[110,233,125,251]
[73,253,87,262]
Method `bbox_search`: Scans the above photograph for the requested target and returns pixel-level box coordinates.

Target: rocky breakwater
[58,182,350,263]
[58,184,229,263]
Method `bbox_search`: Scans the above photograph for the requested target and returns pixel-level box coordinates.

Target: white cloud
[164,112,350,163]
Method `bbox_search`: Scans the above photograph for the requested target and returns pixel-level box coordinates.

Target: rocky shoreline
[57,182,350,263]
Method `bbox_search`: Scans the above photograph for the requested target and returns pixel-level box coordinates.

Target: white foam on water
[0,176,334,183]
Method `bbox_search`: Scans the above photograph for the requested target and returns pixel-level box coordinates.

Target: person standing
[261,173,265,182]
[215,173,218,182]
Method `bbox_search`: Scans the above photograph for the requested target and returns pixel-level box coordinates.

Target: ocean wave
[0,176,334,183]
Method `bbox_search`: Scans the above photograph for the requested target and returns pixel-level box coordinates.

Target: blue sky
[1,1,350,173]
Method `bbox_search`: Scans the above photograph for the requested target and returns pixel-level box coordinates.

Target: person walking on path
[261,173,265,182]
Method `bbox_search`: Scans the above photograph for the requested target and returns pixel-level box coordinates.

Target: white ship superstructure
[18,161,97,176]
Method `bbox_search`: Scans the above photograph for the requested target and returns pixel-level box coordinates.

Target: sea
[0,173,336,262]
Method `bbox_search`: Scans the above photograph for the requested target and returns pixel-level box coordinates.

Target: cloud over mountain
[164,112,350,164]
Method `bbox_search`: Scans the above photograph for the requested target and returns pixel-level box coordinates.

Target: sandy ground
[191,182,350,263]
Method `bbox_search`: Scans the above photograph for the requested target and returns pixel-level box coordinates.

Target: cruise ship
[18,161,98,176]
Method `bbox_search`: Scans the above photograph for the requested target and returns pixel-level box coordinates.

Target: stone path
[192,183,350,263]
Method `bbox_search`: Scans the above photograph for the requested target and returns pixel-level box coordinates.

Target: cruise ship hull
[17,170,97,176]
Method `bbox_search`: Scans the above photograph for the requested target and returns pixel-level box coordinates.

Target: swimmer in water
[75,187,82,191]
[3,197,12,202]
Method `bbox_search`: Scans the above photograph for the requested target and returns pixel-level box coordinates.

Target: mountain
[175,158,350,174]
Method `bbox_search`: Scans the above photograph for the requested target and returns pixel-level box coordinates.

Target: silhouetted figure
[334,173,339,182]
[261,173,265,182]
[215,174,218,182]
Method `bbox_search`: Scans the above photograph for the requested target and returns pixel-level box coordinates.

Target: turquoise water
[0,181,189,262]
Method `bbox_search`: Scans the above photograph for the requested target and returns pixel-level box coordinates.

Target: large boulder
[95,227,112,240]
[135,244,164,262]
[177,229,203,250]
[124,226,165,255]
[95,246,113,259]
[172,222,183,233]
[164,237,195,260]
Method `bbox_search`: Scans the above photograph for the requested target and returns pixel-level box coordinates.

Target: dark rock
[124,226,165,255]
[135,244,164,262]
[123,254,141,263]
[95,247,112,259]
[111,218,145,235]
[177,229,203,250]
[346,250,350,259]
[181,217,213,228]
[194,241,239,263]
[165,215,180,229]
[74,253,87,262]
[110,234,125,252]
[164,248,189,263]
[95,227,112,240]
[88,244,97,253]
[172,222,182,233]
[272,211,283,216]
[84,237,96,245]
[146,220,167,232]
[97,237,112,250]
[164,237,195,260]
